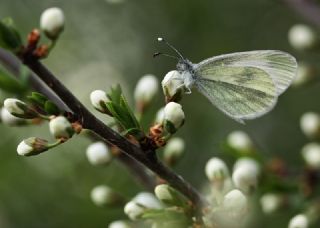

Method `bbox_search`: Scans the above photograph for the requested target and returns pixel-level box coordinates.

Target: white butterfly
[156,38,298,123]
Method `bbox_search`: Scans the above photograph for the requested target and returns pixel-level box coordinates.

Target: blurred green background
[0,0,319,227]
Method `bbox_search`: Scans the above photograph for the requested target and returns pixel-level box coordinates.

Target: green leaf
[0,18,22,52]
[0,68,27,93]
[164,120,177,134]
[27,92,48,107]
[44,100,60,115]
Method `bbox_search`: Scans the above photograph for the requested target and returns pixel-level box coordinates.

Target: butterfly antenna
[153,52,179,60]
[157,37,185,60]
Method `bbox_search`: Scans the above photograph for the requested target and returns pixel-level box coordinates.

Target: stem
[21,54,207,210]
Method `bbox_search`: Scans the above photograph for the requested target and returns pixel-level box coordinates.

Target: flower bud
[124,192,161,220]
[222,189,247,215]
[91,185,122,207]
[232,158,260,193]
[260,193,282,214]
[154,184,188,207]
[134,74,158,108]
[161,70,185,102]
[301,143,320,169]
[90,90,109,113]
[17,137,48,156]
[163,102,185,133]
[300,112,320,139]
[163,137,185,166]
[205,157,229,183]
[49,116,74,139]
[40,7,65,40]
[4,98,38,119]
[227,131,253,153]
[133,192,162,209]
[124,201,145,220]
[292,63,315,87]
[288,24,317,51]
[288,214,309,228]
[86,142,112,165]
[108,220,130,228]
[0,107,26,126]
[154,107,164,125]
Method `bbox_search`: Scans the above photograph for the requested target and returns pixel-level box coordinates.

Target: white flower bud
[86,142,112,165]
[4,98,37,119]
[205,157,229,182]
[163,102,185,132]
[90,90,109,113]
[0,107,25,126]
[260,193,282,214]
[108,220,130,228]
[124,201,145,220]
[161,70,185,102]
[223,189,247,215]
[154,184,187,207]
[163,137,185,165]
[288,24,317,51]
[227,131,253,152]
[134,74,158,106]
[49,116,74,139]
[232,158,260,193]
[301,143,320,169]
[154,107,164,125]
[288,214,309,228]
[292,63,315,87]
[133,192,162,209]
[17,137,48,156]
[40,7,65,39]
[300,112,320,139]
[91,185,120,207]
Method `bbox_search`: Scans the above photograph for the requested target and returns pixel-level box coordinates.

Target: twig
[0,48,157,191]
[9,49,206,210]
[284,0,320,28]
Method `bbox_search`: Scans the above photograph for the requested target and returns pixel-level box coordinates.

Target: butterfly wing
[195,50,297,95]
[193,50,297,123]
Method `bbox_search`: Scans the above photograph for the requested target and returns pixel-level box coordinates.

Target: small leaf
[164,120,177,134]
[0,68,27,93]
[44,100,60,115]
[0,18,22,52]
[27,92,48,107]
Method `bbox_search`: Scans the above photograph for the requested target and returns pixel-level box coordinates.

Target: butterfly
[155,38,298,123]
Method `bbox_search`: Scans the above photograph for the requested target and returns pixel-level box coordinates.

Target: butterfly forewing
[195,50,297,95]
[194,63,278,123]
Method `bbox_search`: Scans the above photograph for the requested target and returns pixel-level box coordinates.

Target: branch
[284,0,320,28]
[16,51,206,210]
[0,48,156,191]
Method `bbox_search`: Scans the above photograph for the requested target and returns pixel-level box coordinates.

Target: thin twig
[284,0,320,28]
[6,49,206,210]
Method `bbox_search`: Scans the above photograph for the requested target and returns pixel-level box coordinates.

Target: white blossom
[86,142,112,165]
[227,131,253,152]
[0,107,25,125]
[288,214,309,228]
[301,143,320,169]
[154,107,164,124]
[300,112,320,138]
[288,24,317,50]
[40,7,65,39]
[223,189,247,215]
[108,220,130,228]
[161,70,184,101]
[134,74,158,105]
[292,63,314,87]
[124,201,145,220]
[260,193,282,214]
[163,102,185,130]
[17,137,48,156]
[90,90,109,112]
[49,116,73,139]
[163,137,185,165]
[91,185,116,207]
[205,157,229,182]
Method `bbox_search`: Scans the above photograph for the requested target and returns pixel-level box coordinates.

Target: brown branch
[25,58,206,209]
[284,0,320,28]
[3,49,207,210]
[0,48,156,191]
